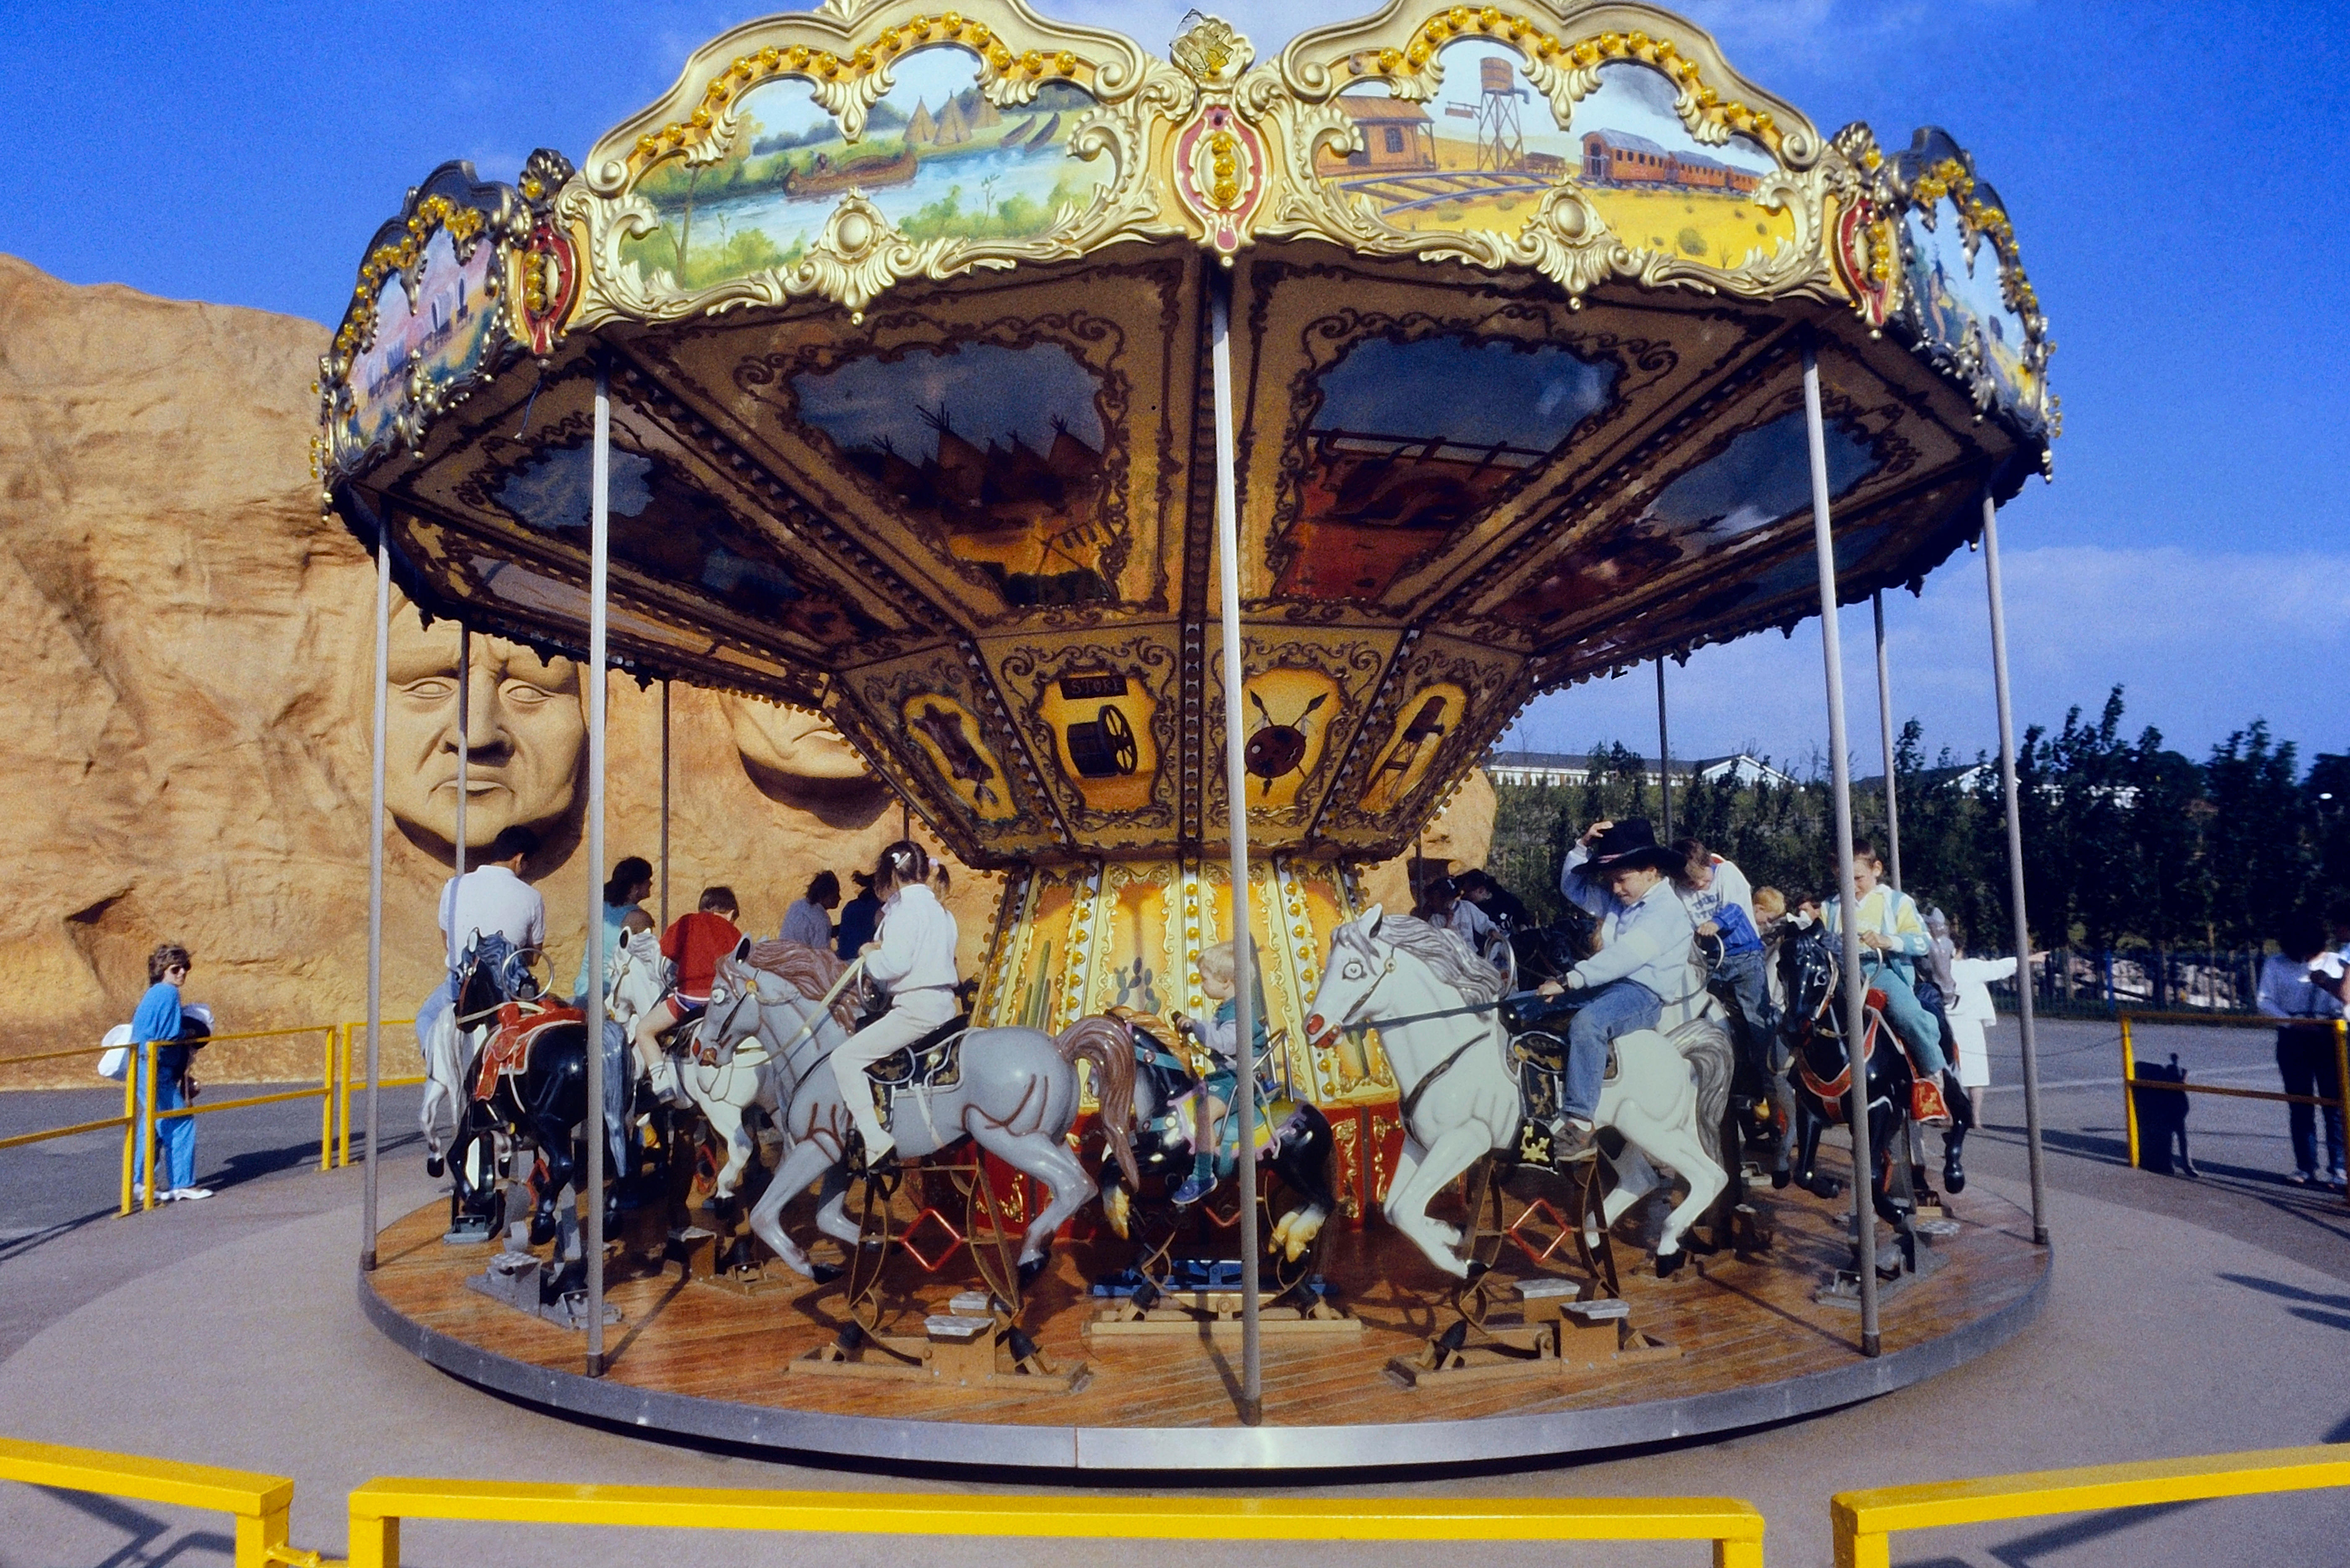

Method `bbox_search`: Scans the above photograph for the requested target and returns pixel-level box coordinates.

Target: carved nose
[1305,1014,1325,1039]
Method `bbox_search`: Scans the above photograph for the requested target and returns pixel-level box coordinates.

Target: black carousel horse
[1776,922,1924,1268]
[443,937,650,1253]
[1094,1018,1338,1301]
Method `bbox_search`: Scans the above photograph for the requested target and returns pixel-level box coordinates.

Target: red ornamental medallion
[1833,201,1891,329]
[1175,105,1267,254]
[518,222,579,357]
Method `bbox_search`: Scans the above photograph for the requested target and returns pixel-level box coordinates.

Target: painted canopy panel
[318,0,2054,871]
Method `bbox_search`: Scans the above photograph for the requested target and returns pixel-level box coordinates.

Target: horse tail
[1674,1015,1735,1170]
[1056,1015,1140,1189]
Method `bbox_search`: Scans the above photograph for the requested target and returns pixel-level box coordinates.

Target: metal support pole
[1982,491,2050,1245]
[658,681,671,932]
[1655,660,1672,842]
[585,363,612,1374]
[454,628,469,881]
[1873,592,1902,891]
[363,537,390,1270]
[1209,270,1261,1426]
[1803,344,1879,1355]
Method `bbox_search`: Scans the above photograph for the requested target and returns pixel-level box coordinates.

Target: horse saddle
[1507,1029,1619,1084]
[471,1001,582,1100]
[866,1015,972,1091]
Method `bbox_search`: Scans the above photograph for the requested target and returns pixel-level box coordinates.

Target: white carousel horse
[1304,905,1729,1278]
[697,944,1138,1283]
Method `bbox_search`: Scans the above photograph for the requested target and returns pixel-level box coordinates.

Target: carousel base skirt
[359,1176,2048,1474]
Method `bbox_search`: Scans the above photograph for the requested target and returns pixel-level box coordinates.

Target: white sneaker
[169,1187,215,1201]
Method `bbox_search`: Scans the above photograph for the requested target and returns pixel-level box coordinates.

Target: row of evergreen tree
[1485,687,2348,956]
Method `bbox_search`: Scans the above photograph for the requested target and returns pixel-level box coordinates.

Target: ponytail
[872,839,931,894]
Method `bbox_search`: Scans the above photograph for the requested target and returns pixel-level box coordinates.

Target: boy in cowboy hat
[1536,818,1701,1162]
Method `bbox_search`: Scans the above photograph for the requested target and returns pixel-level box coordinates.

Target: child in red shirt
[631,886,743,1053]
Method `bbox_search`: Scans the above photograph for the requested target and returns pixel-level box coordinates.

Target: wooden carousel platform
[360,1154,2049,1473]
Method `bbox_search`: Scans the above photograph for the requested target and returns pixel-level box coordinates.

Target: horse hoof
[1656,1248,1686,1279]
[1464,1260,1489,1282]
[425,1155,445,1179]
[1017,1255,1049,1288]
[1943,1156,1967,1195]
[809,1262,843,1285]
[1770,1168,1791,1189]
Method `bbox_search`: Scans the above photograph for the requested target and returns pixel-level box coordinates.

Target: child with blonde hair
[1171,940,1266,1206]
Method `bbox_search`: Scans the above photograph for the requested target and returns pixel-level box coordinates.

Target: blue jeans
[2278,1026,2347,1177]
[1564,979,1662,1124]
[1713,947,1778,1070]
[134,1053,196,1193]
[1865,961,1949,1077]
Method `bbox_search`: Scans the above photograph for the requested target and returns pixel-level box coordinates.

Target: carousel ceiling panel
[1230,249,1789,615]
[383,505,825,707]
[617,253,1201,630]
[1460,334,1990,674]
[319,1,2058,871]
[383,364,934,672]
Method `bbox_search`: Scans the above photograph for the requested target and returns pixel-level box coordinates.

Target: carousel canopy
[318,0,2052,872]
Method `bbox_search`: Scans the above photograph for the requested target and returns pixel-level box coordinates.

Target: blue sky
[3,0,2344,767]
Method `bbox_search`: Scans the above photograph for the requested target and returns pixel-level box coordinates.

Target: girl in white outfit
[832,841,960,1163]
[1946,946,2021,1129]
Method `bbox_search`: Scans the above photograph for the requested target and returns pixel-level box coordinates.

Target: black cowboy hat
[1579,817,1685,876]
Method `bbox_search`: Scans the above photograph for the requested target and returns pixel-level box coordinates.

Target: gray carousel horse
[693,941,1140,1284]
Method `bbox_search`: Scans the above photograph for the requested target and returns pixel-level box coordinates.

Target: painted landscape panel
[1905,197,2037,418]
[1315,47,1789,266]
[344,229,499,456]
[622,46,1112,289]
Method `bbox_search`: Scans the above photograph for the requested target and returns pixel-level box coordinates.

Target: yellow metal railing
[0,1435,301,1568]
[2119,1011,2350,1209]
[336,1020,425,1173]
[343,1482,1767,1568]
[1832,1444,2350,1567]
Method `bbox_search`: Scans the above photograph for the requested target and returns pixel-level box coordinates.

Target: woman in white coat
[831,840,960,1164]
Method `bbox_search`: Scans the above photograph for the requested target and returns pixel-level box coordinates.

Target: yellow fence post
[318,1026,336,1173]
[140,1041,159,1212]
[2336,1019,2349,1212]
[2118,1011,2140,1170]
[117,1050,136,1217]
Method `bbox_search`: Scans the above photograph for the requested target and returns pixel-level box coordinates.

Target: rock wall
[0,255,1488,1088]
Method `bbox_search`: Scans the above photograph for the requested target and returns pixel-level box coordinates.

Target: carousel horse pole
[1804,337,1882,1356]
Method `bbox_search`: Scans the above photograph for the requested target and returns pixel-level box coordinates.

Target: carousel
[326,0,2058,1470]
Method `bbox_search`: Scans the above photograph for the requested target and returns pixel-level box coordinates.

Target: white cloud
[1502,545,2350,770]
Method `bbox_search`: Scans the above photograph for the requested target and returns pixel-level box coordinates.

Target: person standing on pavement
[2257,914,2346,1189]
[131,943,211,1204]
[781,871,841,951]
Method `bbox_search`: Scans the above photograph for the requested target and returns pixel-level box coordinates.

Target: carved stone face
[384,600,585,848]
[719,693,873,793]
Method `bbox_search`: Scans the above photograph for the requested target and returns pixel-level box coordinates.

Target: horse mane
[743,939,859,1032]
[1354,913,1505,1007]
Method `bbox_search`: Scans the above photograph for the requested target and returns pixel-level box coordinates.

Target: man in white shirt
[417,826,546,1052]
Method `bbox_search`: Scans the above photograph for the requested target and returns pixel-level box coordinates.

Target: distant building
[1579,130,1762,195]
[1319,97,1439,174]
[935,94,973,145]
[1482,749,1795,791]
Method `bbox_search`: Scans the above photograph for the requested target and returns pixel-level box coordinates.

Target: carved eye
[1342,960,1365,980]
